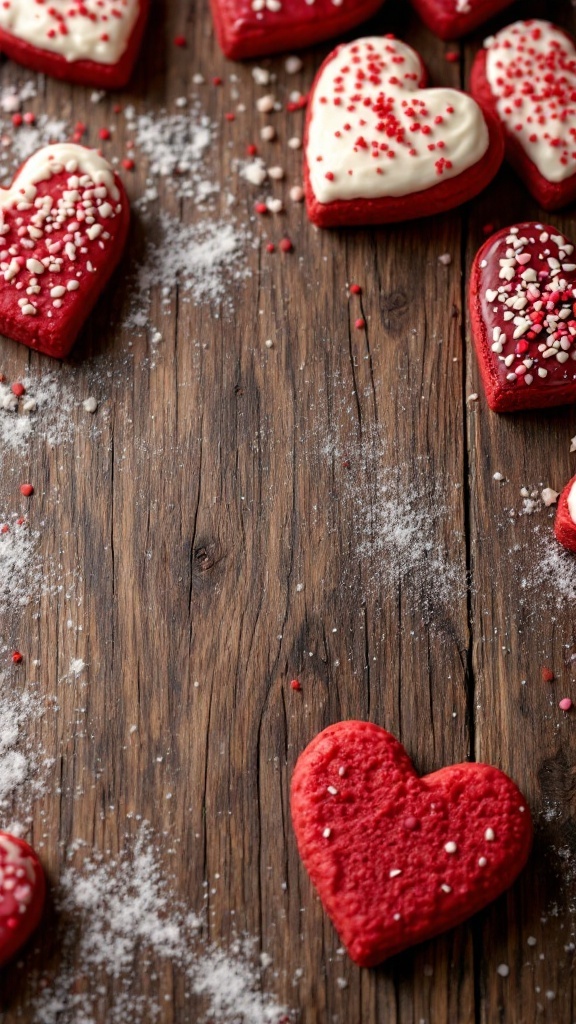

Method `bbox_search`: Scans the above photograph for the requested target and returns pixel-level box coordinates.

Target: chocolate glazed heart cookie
[469,223,576,412]
[291,721,532,967]
[0,143,130,359]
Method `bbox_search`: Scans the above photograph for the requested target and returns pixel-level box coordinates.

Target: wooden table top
[1,1,576,1022]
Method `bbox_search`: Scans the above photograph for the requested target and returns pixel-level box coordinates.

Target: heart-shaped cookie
[471,20,576,210]
[304,36,504,228]
[0,0,149,87]
[0,831,45,966]
[409,0,514,41]
[210,0,384,60]
[469,223,576,412]
[291,721,532,966]
[0,143,130,360]
[555,474,576,553]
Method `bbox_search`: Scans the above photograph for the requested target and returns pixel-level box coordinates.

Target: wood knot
[381,291,408,328]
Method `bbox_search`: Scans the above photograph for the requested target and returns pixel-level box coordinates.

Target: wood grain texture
[0,0,575,1021]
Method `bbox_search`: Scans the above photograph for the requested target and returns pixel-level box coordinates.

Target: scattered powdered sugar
[520,529,576,604]
[126,106,217,203]
[0,515,41,614]
[30,826,289,1024]
[0,373,80,458]
[125,212,250,329]
[0,678,49,831]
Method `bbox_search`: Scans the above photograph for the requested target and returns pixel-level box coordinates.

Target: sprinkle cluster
[481,226,576,387]
[0,838,35,937]
[485,21,576,181]
[0,0,135,47]
[0,157,121,323]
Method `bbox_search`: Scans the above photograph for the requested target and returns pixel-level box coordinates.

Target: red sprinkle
[0,525,8,534]
[11,382,25,397]
[246,144,258,156]
[280,238,293,253]
[121,158,135,171]
[11,113,22,127]
[20,484,34,497]
[23,112,35,125]
[541,667,555,683]
[559,698,573,712]
[355,318,366,330]
[213,76,223,86]
[290,679,302,691]
[11,652,22,664]
[225,113,235,122]
[174,35,186,47]
[445,51,459,63]
[98,128,111,141]
[255,202,268,215]
[482,222,495,236]
[350,284,362,295]
[266,243,275,253]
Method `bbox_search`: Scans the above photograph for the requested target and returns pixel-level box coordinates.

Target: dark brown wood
[1,0,576,1021]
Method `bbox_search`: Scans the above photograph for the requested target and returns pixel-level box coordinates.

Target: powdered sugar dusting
[0,678,49,831]
[0,516,40,614]
[30,826,289,1024]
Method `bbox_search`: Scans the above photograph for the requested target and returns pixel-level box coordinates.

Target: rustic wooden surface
[1,0,576,1021]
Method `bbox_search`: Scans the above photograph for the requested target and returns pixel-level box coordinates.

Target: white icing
[485,20,576,184]
[307,37,489,204]
[568,480,576,524]
[0,144,119,208]
[0,0,140,66]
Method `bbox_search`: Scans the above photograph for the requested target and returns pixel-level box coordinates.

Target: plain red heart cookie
[0,143,130,360]
[0,831,45,966]
[0,0,149,88]
[210,0,384,60]
[409,0,515,41]
[471,20,576,210]
[555,474,576,554]
[469,223,576,412]
[291,721,532,967]
[304,36,504,228]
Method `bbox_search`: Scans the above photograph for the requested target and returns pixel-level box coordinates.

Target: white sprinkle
[485,827,495,841]
[256,94,275,113]
[444,841,457,854]
[438,253,451,266]
[389,869,402,878]
[285,56,303,74]
[440,884,452,894]
[327,786,338,796]
[289,185,304,203]
[252,67,271,86]
[541,488,559,507]
[322,827,331,839]
[527,936,537,947]
[467,393,479,403]
[478,857,487,867]
[497,964,509,978]
[493,473,504,482]
[288,136,301,150]
[83,397,98,414]
[260,125,276,141]
[264,339,274,349]
[267,166,284,181]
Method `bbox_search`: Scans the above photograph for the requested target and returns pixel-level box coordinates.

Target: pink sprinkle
[559,698,573,712]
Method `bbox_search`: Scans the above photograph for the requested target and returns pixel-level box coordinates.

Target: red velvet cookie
[0,831,45,966]
[210,0,384,60]
[409,0,514,41]
[554,474,576,554]
[304,36,504,228]
[291,721,532,967]
[469,224,576,413]
[471,20,576,211]
[0,0,149,88]
[0,143,130,360]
